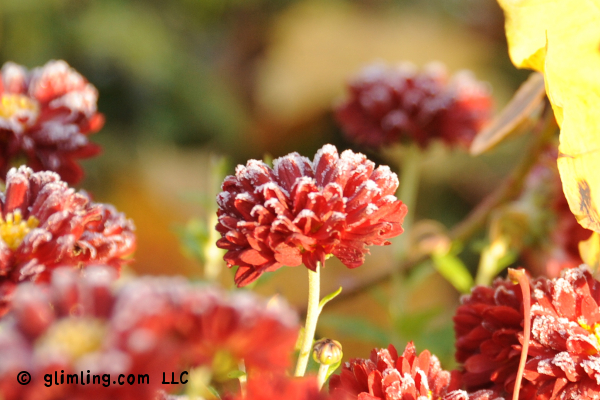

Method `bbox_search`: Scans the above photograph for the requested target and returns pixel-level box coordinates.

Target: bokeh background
[0,0,532,368]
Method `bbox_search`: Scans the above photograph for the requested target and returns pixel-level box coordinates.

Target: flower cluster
[0,60,104,184]
[524,266,600,399]
[335,63,492,149]
[329,342,502,400]
[454,265,600,400]
[216,144,407,286]
[0,266,299,400]
[0,166,135,316]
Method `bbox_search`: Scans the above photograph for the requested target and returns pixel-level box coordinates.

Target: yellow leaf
[497,0,600,232]
[580,232,600,272]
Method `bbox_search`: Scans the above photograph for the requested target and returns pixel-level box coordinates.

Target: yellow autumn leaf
[497,0,600,232]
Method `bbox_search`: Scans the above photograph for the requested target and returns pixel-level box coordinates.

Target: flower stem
[295,266,321,377]
[395,143,422,259]
[317,363,328,390]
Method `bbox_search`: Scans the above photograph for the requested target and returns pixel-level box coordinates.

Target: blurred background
[0,0,534,368]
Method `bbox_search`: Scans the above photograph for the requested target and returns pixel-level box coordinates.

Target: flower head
[335,62,492,149]
[329,342,460,400]
[0,166,135,316]
[521,265,600,399]
[0,60,104,184]
[454,277,538,399]
[216,144,407,286]
[0,267,299,400]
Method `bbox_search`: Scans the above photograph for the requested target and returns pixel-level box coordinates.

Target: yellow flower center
[0,94,39,126]
[578,318,600,346]
[0,211,39,250]
[37,318,106,360]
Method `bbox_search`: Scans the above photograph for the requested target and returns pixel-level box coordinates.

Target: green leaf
[325,359,343,382]
[318,287,342,314]
[431,252,473,293]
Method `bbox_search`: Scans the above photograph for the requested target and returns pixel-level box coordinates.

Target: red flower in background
[335,62,492,149]
[216,144,407,286]
[0,60,104,184]
[0,166,135,316]
[454,277,539,399]
[522,266,600,399]
[328,342,481,400]
[0,267,299,400]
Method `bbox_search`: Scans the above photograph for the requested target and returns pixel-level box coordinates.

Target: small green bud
[312,338,343,365]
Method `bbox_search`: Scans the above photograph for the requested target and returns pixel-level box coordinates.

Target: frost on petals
[0,60,104,184]
[0,166,136,316]
[335,62,492,149]
[329,342,460,400]
[454,277,539,399]
[215,144,407,286]
[521,265,600,399]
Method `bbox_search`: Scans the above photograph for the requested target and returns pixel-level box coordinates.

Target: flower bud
[312,338,343,365]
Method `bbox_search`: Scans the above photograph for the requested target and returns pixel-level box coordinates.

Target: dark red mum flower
[216,144,407,286]
[521,265,600,399]
[0,166,135,316]
[335,62,492,149]
[0,267,299,400]
[454,276,539,399]
[0,60,104,184]
[329,342,463,400]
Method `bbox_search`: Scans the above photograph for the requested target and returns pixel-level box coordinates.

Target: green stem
[395,143,422,259]
[295,266,321,377]
[317,363,328,390]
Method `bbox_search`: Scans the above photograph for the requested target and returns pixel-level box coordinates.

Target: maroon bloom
[335,62,492,149]
[329,342,470,400]
[0,166,135,316]
[0,267,299,400]
[454,276,539,399]
[216,144,407,286]
[0,60,104,184]
[521,265,600,399]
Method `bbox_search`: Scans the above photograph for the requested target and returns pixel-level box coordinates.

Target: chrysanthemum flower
[521,265,600,399]
[216,144,407,286]
[329,342,466,400]
[454,277,538,399]
[0,267,299,400]
[335,62,492,149]
[0,166,135,315]
[0,60,104,183]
